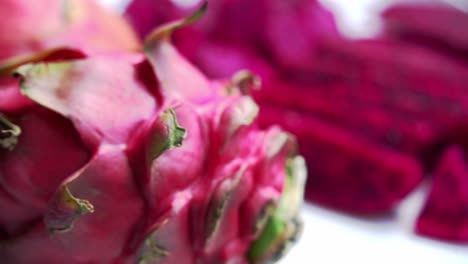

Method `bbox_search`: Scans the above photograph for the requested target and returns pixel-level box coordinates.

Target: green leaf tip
[162,108,187,149]
[137,235,170,264]
[148,108,187,161]
[205,171,244,248]
[144,1,208,50]
[247,156,307,263]
[44,186,94,233]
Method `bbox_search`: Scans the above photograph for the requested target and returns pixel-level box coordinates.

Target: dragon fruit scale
[0,0,140,60]
[0,3,306,263]
[0,0,141,114]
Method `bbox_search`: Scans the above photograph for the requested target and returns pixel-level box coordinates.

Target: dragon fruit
[0,0,140,60]
[403,10,468,238]
[125,0,339,76]
[0,3,306,263]
[416,145,468,242]
[383,3,468,61]
[127,0,468,219]
[0,0,140,114]
[257,36,468,213]
[267,38,468,156]
[258,104,423,213]
[124,0,468,246]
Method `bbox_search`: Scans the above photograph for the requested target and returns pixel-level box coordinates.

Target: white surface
[98,0,131,13]
[98,0,468,262]
[280,187,468,263]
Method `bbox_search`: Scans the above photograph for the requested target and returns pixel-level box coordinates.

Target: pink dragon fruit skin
[0,50,157,263]
[0,3,306,263]
[0,0,140,60]
[0,0,141,117]
[416,145,468,242]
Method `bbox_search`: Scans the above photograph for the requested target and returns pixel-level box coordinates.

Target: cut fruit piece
[416,145,468,242]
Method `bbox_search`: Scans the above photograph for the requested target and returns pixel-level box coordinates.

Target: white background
[281,186,468,263]
[99,0,468,262]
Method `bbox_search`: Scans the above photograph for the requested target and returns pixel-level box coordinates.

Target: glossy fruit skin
[0,3,306,262]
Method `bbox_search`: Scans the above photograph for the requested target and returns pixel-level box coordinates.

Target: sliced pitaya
[383,3,468,61]
[416,145,468,242]
[0,3,306,263]
[263,38,468,156]
[255,36,468,213]
[259,105,423,213]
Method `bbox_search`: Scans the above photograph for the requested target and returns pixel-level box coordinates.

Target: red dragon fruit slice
[256,37,468,214]
[0,3,306,263]
[260,0,339,70]
[259,105,423,213]
[416,145,468,242]
[260,38,468,156]
[383,3,468,60]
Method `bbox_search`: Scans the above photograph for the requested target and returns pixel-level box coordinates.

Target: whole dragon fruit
[0,3,306,263]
